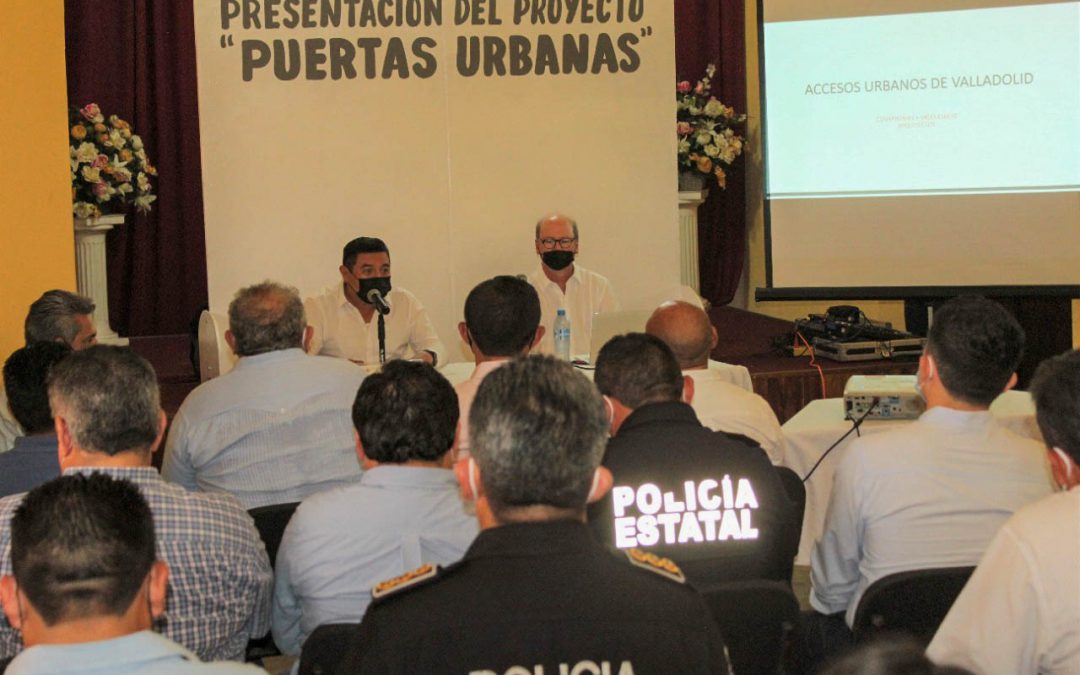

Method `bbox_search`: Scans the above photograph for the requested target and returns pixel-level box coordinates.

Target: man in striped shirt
[0,346,272,662]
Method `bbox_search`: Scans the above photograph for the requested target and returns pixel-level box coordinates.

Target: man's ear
[149,410,168,457]
[224,330,237,355]
[709,326,719,351]
[529,326,546,351]
[458,322,471,346]
[586,467,613,504]
[0,576,21,631]
[147,561,169,620]
[55,416,75,465]
[1003,372,1018,393]
[302,325,314,353]
[681,375,695,405]
[454,457,483,502]
[355,430,375,470]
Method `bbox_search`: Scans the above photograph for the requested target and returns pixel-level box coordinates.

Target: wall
[740,2,1078,349]
[0,1,75,359]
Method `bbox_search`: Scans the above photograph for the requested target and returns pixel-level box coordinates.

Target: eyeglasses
[538,237,577,250]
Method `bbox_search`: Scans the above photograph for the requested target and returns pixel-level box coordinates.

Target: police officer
[589,333,797,586]
[335,355,730,674]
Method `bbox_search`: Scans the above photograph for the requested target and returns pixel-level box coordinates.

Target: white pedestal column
[678,189,708,293]
[74,215,128,345]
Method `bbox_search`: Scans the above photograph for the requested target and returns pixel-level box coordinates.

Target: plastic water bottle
[554,309,571,361]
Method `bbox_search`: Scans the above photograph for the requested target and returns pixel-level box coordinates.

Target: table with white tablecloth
[439,359,754,391]
[781,391,1043,565]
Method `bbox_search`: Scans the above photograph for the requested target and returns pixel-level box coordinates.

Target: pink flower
[80,103,102,121]
[694,82,705,95]
[677,81,691,94]
[92,154,109,169]
[677,122,692,135]
[92,181,108,197]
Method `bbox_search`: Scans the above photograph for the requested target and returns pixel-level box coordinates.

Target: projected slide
[763,3,1079,199]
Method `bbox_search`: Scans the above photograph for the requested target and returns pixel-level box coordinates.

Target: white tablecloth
[781,391,1042,565]
[440,359,753,391]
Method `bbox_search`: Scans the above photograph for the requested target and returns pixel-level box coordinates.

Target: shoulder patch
[371,563,441,599]
[624,548,685,584]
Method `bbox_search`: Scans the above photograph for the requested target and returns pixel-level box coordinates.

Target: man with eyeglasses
[527,213,619,357]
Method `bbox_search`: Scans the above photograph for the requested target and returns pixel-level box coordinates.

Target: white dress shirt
[304,283,444,365]
[271,465,477,655]
[162,348,365,510]
[528,264,619,356]
[928,487,1080,675]
[810,406,1054,626]
[454,359,508,456]
[687,363,783,463]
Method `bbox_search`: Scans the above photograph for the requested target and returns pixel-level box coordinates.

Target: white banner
[193,0,678,361]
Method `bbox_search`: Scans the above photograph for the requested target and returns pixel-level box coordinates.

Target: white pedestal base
[74,215,128,346]
[678,189,708,293]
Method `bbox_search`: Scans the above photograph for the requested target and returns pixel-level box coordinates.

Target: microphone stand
[377,312,386,364]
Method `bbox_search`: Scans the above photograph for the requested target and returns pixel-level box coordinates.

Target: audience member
[271,360,476,656]
[0,346,272,662]
[928,349,1080,674]
[163,281,364,509]
[808,296,1053,655]
[528,214,619,356]
[304,236,444,365]
[0,343,71,497]
[646,300,784,462]
[454,275,543,455]
[0,473,261,674]
[335,356,729,673]
[588,333,796,586]
[1,290,95,453]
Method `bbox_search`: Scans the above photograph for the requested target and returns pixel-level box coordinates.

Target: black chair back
[702,580,803,675]
[248,501,300,568]
[851,566,976,645]
[299,623,361,675]
[774,466,806,584]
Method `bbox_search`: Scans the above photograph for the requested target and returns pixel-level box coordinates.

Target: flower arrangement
[676,64,746,189]
[70,103,157,219]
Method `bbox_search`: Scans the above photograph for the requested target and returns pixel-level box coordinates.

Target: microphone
[366,288,391,316]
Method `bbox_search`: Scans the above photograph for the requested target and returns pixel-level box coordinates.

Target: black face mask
[542,251,575,271]
[358,276,392,303]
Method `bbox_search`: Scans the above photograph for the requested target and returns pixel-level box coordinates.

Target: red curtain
[675,0,748,306]
[63,2,746,334]
[65,1,208,336]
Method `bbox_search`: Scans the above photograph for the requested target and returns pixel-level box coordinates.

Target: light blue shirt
[810,406,1053,626]
[271,465,478,655]
[5,630,263,674]
[162,349,365,510]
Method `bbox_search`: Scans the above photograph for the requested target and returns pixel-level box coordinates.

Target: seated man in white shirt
[807,296,1054,661]
[645,300,783,463]
[305,236,444,366]
[455,276,544,456]
[527,214,619,356]
[1,290,97,454]
[928,349,1080,675]
[271,360,477,657]
[0,473,260,674]
[163,281,364,510]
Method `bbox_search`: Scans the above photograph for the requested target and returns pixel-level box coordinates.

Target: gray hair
[534,214,579,240]
[228,281,306,357]
[470,355,607,516]
[24,290,95,345]
[47,346,160,456]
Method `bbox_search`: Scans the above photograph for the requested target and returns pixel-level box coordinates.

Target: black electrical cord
[802,398,880,483]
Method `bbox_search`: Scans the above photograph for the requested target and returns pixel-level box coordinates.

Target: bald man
[527,214,619,356]
[646,301,784,463]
